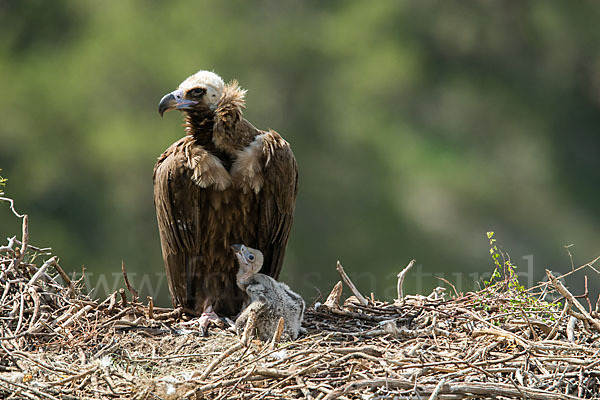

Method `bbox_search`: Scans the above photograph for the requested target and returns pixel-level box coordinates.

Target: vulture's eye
[248,254,255,262]
[189,88,206,97]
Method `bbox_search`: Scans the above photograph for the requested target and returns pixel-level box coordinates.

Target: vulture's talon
[198,305,224,336]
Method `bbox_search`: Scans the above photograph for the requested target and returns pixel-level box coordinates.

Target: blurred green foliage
[1,1,599,305]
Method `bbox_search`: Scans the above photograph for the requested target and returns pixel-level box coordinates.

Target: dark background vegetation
[1,1,598,305]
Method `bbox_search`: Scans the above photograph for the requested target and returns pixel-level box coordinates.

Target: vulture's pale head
[158,70,225,116]
[231,244,264,289]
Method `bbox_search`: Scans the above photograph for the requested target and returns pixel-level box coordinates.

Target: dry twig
[396,259,415,301]
[336,261,368,305]
[546,269,600,333]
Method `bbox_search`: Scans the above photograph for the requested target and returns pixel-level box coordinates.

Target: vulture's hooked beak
[158,89,198,117]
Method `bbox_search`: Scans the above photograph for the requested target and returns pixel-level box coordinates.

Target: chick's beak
[158,89,198,117]
[230,244,244,253]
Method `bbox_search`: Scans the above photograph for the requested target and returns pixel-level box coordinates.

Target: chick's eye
[248,254,255,261]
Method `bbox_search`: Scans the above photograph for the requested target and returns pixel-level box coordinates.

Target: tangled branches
[1,194,600,399]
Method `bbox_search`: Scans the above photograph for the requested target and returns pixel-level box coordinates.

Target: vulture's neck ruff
[184,82,251,158]
[184,109,215,147]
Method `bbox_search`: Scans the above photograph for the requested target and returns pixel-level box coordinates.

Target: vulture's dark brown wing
[256,130,298,279]
[153,137,202,309]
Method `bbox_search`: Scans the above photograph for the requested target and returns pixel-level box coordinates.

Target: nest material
[2,205,600,399]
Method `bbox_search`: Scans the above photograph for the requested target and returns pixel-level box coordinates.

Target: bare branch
[336,261,368,305]
[396,259,416,301]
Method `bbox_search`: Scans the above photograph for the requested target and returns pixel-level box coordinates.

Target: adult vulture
[154,70,298,326]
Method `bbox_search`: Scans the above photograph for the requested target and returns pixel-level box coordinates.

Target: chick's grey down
[232,244,304,341]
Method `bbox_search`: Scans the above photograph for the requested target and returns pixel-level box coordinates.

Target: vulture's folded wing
[153,138,202,308]
[256,130,298,279]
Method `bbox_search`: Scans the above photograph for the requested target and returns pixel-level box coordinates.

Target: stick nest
[1,204,600,399]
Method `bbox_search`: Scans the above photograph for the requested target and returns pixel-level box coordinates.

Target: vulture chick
[154,70,298,332]
[232,244,305,341]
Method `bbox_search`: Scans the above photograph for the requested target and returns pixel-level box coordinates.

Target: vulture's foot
[198,305,221,336]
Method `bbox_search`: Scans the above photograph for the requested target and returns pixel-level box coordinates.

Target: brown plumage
[153,71,298,317]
